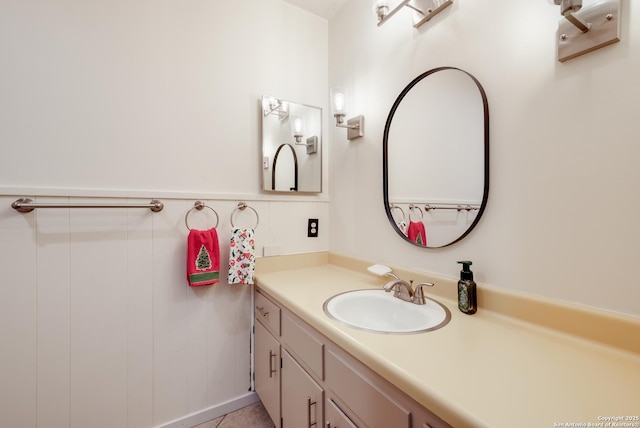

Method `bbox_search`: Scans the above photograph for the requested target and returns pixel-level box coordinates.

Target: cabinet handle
[256,305,269,318]
[307,397,317,427]
[326,423,334,428]
[269,350,277,378]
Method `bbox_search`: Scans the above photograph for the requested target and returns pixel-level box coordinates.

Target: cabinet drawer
[326,349,410,428]
[282,312,324,380]
[326,398,358,428]
[255,291,281,336]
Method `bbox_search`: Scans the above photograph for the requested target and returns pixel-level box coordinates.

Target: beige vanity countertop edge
[255,252,640,428]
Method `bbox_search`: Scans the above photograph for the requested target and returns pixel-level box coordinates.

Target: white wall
[328,0,640,317]
[0,0,328,194]
[0,1,329,427]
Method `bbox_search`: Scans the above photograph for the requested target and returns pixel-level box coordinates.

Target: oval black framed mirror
[383,67,489,248]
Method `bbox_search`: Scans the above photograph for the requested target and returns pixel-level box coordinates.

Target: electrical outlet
[307,218,319,237]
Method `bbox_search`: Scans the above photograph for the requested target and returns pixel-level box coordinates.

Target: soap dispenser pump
[457,261,477,315]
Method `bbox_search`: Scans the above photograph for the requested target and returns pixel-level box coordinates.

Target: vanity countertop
[255,253,640,428]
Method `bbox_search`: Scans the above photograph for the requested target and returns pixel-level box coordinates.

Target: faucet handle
[383,279,414,302]
[412,282,434,305]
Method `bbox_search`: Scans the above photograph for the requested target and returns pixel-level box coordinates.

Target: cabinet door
[255,320,280,426]
[281,350,324,428]
[326,349,410,428]
[326,398,358,428]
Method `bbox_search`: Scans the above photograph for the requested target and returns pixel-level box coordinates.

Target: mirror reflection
[261,96,322,193]
[383,67,489,248]
[272,144,298,191]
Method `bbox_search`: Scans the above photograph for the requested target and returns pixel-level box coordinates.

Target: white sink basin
[323,289,450,334]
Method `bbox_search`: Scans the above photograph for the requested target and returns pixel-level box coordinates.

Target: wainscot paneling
[0,194,328,428]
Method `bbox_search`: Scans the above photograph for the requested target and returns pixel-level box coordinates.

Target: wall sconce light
[289,114,318,154]
[550,0,621,62]
[262,96,289,120]
[374,0,453,29]
[330,87,364,141]
[290,114,305,143]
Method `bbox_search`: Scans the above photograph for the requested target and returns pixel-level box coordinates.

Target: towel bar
[11,197,164,213]
[424,204,480,212]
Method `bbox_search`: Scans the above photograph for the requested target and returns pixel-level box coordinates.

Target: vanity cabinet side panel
[254,320,280,426]
[281,350,324,428]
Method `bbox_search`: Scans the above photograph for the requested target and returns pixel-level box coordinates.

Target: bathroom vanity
[254,252,640,427]
[255,288,448,428]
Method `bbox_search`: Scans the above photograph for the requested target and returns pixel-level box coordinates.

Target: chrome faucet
[384,279,435,304]
[383,279,414,303]
[368,264,436,305]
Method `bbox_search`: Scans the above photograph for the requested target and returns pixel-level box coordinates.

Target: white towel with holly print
[228,228,256,284]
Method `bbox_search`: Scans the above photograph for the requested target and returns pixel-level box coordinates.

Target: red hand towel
[187,228,220,287]
[407,221,427,246]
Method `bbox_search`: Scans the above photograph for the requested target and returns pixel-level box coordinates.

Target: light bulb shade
[290,114,304,138]
[330,87,348,115]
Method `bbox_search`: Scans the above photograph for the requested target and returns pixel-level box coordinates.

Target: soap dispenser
[457,261,477,314]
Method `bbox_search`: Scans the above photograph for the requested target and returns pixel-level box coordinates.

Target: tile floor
[193,401,275,428]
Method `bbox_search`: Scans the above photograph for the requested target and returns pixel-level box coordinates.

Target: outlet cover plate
[307,219,319,237]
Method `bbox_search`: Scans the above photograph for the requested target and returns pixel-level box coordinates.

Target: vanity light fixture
[289,114,318,154]
[290,114,305,143]
[550,0,621,62]
[330,87,364,141]
[374,0,453,29]
[262,96,289,120]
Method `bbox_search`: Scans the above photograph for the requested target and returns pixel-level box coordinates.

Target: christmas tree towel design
[187,228,220,287]
[228,228,256,285]
[407,221,427,247]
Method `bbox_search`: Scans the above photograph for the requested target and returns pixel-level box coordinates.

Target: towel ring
[391,205,406,223]
[185,201,219,231]
[409,204,424,222]
[230,202,259,230]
